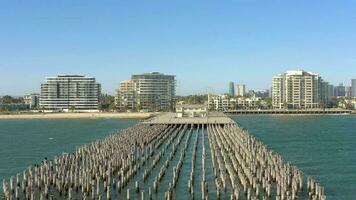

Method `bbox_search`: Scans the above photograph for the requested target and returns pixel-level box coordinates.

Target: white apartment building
[115,80,136,111]
[115,72,176,112]
[272,70,323,109]
[24,93,40,109]
[208,94,230,111]
[40,75,101,112]
[236,84,246,97]
[230,97,260,109]
[208,94,260,111]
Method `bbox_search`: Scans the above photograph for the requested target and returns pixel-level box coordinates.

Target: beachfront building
[208,94,230,111]
[231,97,261,110]
[236,84,246,97]
[115,72,176,112]
[115,80,136,111]
[208,94,260,111]
[24,93,40,109]
[272,70,327,109]
[40,75,101,112]
[229,82,235,96]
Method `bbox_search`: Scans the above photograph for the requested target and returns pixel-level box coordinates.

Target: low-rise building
[208,94,261,111]
[24,93,40,109]
[175,104,207,118]
[208,94,230,111]
[231,97,261,110]
[338,97,356,110]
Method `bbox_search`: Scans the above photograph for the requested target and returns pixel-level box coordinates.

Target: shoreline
[228,113,354,116]
[0,112,152,120]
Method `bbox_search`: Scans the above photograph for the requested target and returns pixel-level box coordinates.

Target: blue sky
[1,0,356,95]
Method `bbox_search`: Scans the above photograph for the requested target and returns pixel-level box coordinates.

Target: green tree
[69,105,76,112]
[99,94,115,112]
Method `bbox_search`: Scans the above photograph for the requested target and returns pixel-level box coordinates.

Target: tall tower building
[272,70,324,109]
[352,79,356,97]
[40,75,101,112]
[236,84,246,97]
[229,82,235,96]
[334,83,346,97]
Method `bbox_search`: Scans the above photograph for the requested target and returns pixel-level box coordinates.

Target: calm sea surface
[0,118,138,183]
[232,115,356,200]
[0,116,355,199]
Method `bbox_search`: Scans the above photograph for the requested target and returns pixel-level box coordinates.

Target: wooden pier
[2,113,326,200]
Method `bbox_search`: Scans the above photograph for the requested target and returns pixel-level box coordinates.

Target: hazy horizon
[1,1,356,96]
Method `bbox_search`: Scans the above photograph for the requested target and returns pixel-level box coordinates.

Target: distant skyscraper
[352,79,356,97]
[40,75,101,112]
[334,83,346,97]
[236,84,246,97]
[272,70,326,109]
[345,86,352,97]
[229,82,235,96]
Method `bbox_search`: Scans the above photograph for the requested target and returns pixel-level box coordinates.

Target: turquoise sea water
[0,119,138,183]
[232,115,356,200]
[0,116,355,199]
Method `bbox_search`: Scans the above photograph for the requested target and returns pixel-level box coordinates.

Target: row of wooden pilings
[207,123,326,200]
[2,122,326,200]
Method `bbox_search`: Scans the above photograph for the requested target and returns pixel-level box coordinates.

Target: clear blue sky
[1,0,356,96]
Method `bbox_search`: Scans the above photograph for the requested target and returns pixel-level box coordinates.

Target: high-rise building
[229,82,235,96]
[272,70,325,109]
[115,80,136,111]
[115,72,176,112]
[352,79,356,97]
[345,86,352,97]
[40,75,101,112]
[236,84,246,97]
[334,83,346,97]
[24,93,40,109]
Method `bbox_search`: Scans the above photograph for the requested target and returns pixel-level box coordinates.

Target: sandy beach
[0,112,152,119]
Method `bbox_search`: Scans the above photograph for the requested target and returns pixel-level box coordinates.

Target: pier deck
[144,112,235,125]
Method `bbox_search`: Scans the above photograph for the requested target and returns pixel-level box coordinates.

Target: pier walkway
[143,112,234,125]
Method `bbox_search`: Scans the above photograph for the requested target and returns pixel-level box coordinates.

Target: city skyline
[1,1,356,95]
[1,70,354,97]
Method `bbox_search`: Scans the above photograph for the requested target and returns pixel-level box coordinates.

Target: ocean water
[231,115,356,200]
[0,118,139,182]
[1,116,355,199]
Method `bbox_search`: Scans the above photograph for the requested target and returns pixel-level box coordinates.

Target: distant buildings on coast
[115,72,176,112]
[1,69,355,112]
[272,70,356,110]
[39,75,101,112]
